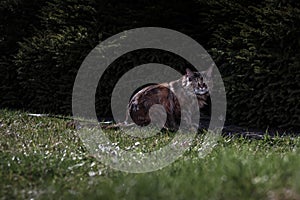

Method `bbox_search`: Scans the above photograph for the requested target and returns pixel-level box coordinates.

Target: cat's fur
[106,67,212,131]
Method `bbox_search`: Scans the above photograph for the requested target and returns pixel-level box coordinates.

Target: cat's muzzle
[194,88,208,95]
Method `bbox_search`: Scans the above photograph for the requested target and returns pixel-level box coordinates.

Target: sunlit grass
[0,109,300,199]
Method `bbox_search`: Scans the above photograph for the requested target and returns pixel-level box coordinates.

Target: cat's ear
[186,68,194,78]
[204,65,213,79]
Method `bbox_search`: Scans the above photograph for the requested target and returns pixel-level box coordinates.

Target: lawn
[1,109,300,200]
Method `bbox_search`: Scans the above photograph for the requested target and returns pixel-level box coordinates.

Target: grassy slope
[0,109,300,200]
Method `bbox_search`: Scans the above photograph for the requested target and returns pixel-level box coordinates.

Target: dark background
[0,0,299,130]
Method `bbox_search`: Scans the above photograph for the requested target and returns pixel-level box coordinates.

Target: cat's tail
[100,121,136,130]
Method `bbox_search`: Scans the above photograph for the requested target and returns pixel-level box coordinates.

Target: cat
[104,66,213,132]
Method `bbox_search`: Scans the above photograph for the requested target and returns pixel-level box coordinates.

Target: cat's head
[182,66,213,97]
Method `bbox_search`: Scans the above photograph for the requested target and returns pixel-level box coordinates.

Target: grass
[1,109,300,200]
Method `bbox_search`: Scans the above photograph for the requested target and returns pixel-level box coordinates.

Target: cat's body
[106,67,212,131]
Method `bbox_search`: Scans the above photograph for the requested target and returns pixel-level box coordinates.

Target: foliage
[203,0,300,129]
[0,0,45,108]
[13,0,99,113]
[1,0,299,129]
